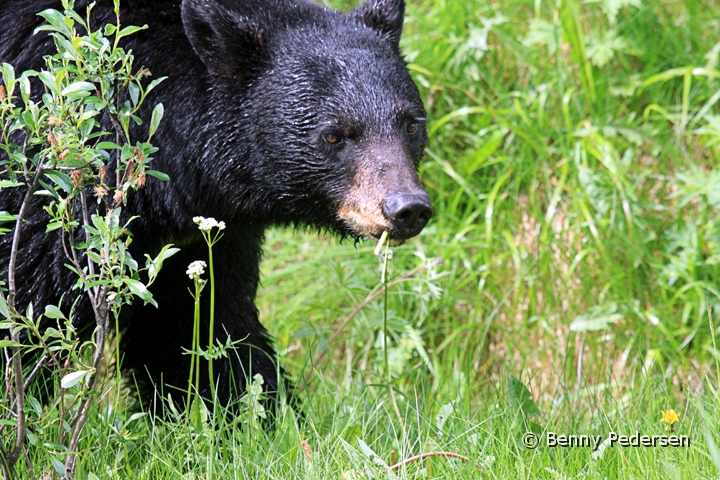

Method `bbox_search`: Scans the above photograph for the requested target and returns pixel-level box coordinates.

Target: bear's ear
[352,0,405,50]
[181,0,265,78]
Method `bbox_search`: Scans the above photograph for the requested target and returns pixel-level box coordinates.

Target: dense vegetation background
[5,0,720,478]
[259,0,720,477]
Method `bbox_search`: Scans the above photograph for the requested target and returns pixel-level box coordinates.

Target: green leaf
[189,396,209,431]
[62,81,95,98]
[586,29,629,67]
[569,303,623,332]
[44,305,66,320]
[50,457,66,476]
[21,110,36,130]
[37,179,61,200]
[0,181,23,189]
[127,412,148,425]
[37,71,61,97]
[146,245,180,281]
[86,251,103,264]
[569,314,622,331]
[271,405,301,464]
[507,376,541,419]
[0,211,19,223]
[0,294,10,319]
[63,9,86,30]
[124,278,156,306]
[60,370,89,389]
[357,439,390,468]
[0,340,22,348]
[43,328,63,339]
[43,170,74,193]
[45,221,63,233]
[37,9,66,29]
[90,214,107,234]
[148,103,164,140]
[1,62,16,89]
[145,170,170,181]
[435,401,454,432]
[600,0,643,24]
[128,82,139,106]
[19,74,31,103]
[117,24,148,38]
[52,35,76,58]
[145,77,167,95]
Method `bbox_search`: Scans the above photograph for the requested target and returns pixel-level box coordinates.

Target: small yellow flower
[660,409,679,425]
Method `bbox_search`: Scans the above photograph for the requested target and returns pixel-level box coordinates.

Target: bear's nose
[382,192,433,239]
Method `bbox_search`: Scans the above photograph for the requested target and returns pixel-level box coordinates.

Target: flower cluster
[193,216,226,232]
[186,260,207,280]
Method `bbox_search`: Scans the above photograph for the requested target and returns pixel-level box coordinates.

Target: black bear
[0,0,432,408]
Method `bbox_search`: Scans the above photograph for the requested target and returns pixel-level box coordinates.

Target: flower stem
[207,243,216,401]
[187,281,201,409]
[382,244,405,438]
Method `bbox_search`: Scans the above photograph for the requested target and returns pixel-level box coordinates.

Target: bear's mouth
[336,197,428,246]
[336,204,409,245]
[367,230,407,246]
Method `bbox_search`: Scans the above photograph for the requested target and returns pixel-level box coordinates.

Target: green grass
[12,0,720,477]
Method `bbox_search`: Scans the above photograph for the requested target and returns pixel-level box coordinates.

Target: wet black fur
[0,0,427,409]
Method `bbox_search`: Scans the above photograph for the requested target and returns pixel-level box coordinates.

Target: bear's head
[182,0,432,243]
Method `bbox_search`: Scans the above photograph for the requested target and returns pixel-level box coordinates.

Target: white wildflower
[193,216,226,231]
[186,260,206,280]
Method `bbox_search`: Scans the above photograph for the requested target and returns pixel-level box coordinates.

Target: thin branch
[20,137,30,183]
[7,164,43,306]
[21,447,35,480]
[388,451,481,472]
[62,198,111,474]
[4,162,44,469]
[64,288,108,477]
[23,355,47,391]
[2,345,14,404]
[4,352,48,422]
[0,346,16,440]
[60,214,97,310]
[79,191,98,298]
[50,159,98,172]
[2,118,12,143]
[108,110,127,191]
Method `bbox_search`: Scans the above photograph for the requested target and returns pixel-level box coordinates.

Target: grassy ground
[16,0,720,478]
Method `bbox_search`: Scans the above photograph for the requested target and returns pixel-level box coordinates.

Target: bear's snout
[382,192,433,239]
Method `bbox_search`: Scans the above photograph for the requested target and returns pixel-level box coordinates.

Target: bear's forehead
[267,54,417,119]
[272,34,409,87]
[272,12,398,59]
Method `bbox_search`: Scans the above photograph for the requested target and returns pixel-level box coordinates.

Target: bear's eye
[406,123,418,135]
[325,133,340,144]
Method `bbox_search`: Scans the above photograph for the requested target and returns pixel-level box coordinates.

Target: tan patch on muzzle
[337,144,423,244]
[337,174,391,240]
